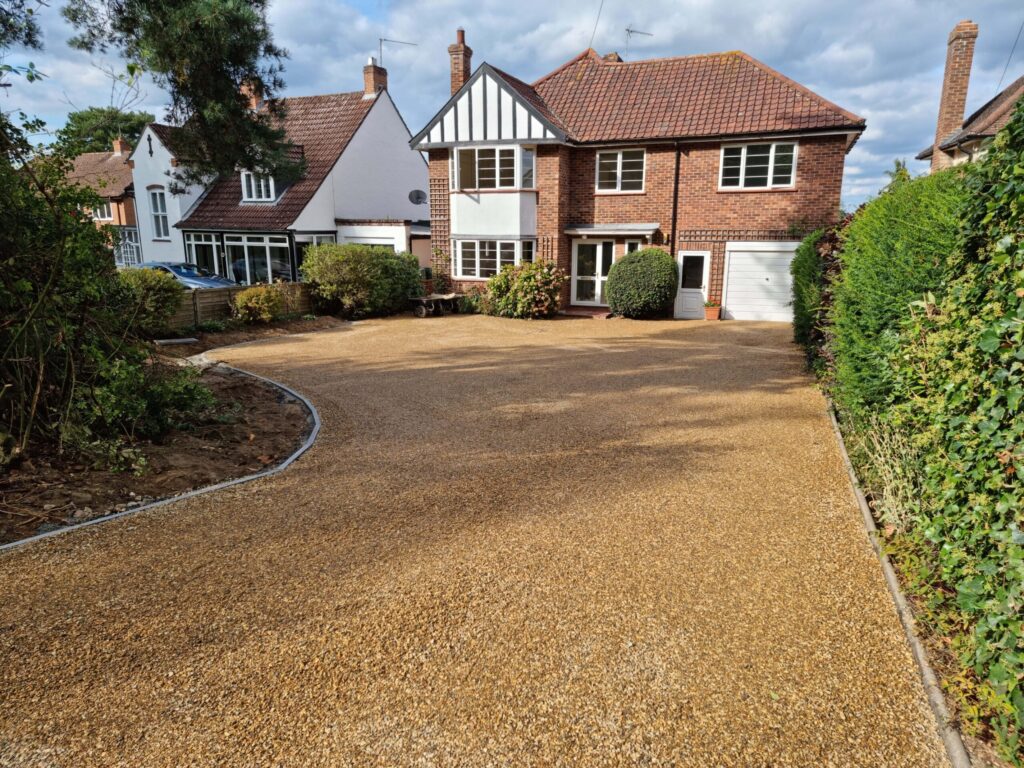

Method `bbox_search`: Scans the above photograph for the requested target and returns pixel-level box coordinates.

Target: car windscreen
[169,264,214,278]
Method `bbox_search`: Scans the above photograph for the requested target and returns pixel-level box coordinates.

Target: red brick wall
[428,149,450,281]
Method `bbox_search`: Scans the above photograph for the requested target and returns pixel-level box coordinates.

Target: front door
[572,240,614,306]
[674,251,710,319]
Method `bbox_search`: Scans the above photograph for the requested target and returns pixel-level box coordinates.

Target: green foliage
[485,261,566,319]
[458,285,487,315]
[300,243,421,318]
[829,170,966,418]
[57,107,154,154]
[888,102,1024,761]
[61,0,302,188]
[233,284,284,324]
[118,267,184,337]
[790,229,825,348]
[605,248,677,319]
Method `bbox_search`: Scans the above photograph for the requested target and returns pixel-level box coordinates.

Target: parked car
[132,262,237,289]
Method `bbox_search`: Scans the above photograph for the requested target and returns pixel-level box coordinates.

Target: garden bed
[160,314,349,357]
[0,366,312,546]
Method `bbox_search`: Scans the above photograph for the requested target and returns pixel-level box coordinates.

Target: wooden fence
[168,283,312,329]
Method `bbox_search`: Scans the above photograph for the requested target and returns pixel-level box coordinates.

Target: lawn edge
[0,362,321,555]
[826,404,972,768]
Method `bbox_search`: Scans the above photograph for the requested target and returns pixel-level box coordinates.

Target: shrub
[119,267,185,337]
[233,284,284,324]
[458,285,487,314]
[605,248,677,318]
[485,261,566,319]
[790,229,825,348]
[300,243,421,318]
[828,169,966,418]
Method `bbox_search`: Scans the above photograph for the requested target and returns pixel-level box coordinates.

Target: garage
[721,241,800,321]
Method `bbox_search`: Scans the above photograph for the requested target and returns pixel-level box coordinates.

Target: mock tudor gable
[411,64,566,148]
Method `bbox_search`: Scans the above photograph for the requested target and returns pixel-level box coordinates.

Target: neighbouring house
[412,29,865,320]
[917,19,1023,170]
[129,58,430,284]
[67,137,143,266]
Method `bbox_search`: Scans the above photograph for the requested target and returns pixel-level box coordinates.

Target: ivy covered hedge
[794,102,1024,762]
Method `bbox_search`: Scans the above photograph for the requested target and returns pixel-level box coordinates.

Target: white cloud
[6,0,1022,206]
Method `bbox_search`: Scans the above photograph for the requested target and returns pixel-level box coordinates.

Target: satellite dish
[408,189,427,205]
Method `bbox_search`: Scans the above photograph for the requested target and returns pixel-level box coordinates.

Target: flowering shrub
[485,261,566,319]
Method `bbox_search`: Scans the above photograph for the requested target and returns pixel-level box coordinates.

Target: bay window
[454,239,538,279]
[719,142,797,189]
[595,149,645,192]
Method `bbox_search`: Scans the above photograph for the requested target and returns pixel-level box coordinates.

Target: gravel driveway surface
[1,316,948,767]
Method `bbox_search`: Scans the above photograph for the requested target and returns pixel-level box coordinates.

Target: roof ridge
[531,48,600,87]
[961,72,1024,128]
[735,52,864,126]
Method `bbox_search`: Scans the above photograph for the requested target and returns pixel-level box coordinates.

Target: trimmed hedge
[118,267,184,338]
[300,243,421,318]
[790,229,825,348]
[485,261,566,319]
[233,285,284,324]
[606,248,677,318]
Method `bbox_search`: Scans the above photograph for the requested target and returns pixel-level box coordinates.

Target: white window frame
[241,171,276,202]
[718,141,799,190]
[453,146,535,192]
[149,188,169,240]
[93,201,113,221]
[223,233,292,285]
[594,148,646,193]
[624,239,643,255]
[185,232,224,276]
[452,239,538,280]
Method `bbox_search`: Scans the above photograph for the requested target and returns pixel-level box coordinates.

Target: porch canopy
[564,223,659,238]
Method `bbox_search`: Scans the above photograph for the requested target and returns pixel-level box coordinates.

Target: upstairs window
[241,171,276,202]
[595,149,645,192]
[93,201,112,220]
[456,147,516,189]
[521,147,535,188]
[720,142,797,189]
[149,189,169,239]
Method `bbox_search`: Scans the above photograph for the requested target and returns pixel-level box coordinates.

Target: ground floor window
[184,232,228,277]
[294,234,337,278]
[223,234,292,285]
[453,239,537,279]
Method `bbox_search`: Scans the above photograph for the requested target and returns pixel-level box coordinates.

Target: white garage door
[722,242,799,322]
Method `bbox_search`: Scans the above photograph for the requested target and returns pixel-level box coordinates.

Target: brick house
[411,30,865,320]
[917,20,1024,170]
[129,59,430,284]
[67,138,143,266]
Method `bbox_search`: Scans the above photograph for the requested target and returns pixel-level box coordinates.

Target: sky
[2,0,1022,208]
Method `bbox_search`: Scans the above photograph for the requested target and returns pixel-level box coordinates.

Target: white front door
[572,240,614,306]
[674,251,710,319]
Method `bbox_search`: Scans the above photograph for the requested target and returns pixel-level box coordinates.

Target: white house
[129,58,430,282]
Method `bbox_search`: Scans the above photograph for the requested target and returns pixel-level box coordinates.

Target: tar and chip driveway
[1,316,948,767]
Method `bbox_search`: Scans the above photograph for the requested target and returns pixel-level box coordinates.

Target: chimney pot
[448,28,473,95]
[363,58,388,97]
[932,19,978,170]
[112,137,129,156]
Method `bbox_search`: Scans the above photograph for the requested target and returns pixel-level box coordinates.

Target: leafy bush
[458,285,488,314]
[828,170,966,418]
[300,243,421,318]
[887,104,1024,761]
[606,248,677,318]
[233,284,284,324]
[119,267,185,337]
[485,261,566,319]
[790,229,825,347]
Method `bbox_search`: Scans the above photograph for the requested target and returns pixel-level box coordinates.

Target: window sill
[451,188,538,195]
[451,276,491,282]
[717,186,797,193]
[152,239,172,243]
[594,190,646,196]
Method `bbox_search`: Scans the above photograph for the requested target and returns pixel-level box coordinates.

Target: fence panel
[168,283,312,329]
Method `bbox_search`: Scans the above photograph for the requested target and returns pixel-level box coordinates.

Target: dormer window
[241,171,276,202]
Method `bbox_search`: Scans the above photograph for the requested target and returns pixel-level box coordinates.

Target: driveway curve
[0,316,947,767]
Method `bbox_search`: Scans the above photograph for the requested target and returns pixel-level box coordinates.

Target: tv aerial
[624,26,653,59]
[378,37,417,67]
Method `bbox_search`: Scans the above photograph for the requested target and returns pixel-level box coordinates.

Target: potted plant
[703,300,721,321]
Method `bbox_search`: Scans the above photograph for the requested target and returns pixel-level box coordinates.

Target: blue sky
[2,0,1021,207]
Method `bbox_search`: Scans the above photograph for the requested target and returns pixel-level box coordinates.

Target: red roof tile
[67,149,134,198]
[179,92,375,231]
[530,49,864,143]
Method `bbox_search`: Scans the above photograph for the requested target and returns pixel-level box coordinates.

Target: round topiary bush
[605,248,677,318]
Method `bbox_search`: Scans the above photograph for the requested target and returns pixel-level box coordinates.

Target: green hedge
[828,170,966,418]
[790,229,825,348]
[605,248,677,318]
[300,243,421,318]
[119,267,184,338]
[485,261,566,319]
[234,284,284,324]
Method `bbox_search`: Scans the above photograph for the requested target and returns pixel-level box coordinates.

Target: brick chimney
[363,57,388,98]
[448,28,472,95]
[240,80,263,111]
[932,20,978,170]
[112,137,129,156]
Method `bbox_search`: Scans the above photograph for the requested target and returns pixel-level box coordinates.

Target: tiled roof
[67,149,134,198]
[179,92,375,231]
[489,66,570,136]
[529,49,864,143]
[148,123,187,156]
[917,74,1024,160]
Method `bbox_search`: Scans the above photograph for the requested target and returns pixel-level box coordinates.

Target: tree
[57,106,154,153]
[61,0,302,187]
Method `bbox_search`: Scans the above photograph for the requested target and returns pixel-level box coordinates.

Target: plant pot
[704,306,721,321]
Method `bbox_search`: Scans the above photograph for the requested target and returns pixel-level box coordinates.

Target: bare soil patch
[0,366,311,545]
[160,315,348,357]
